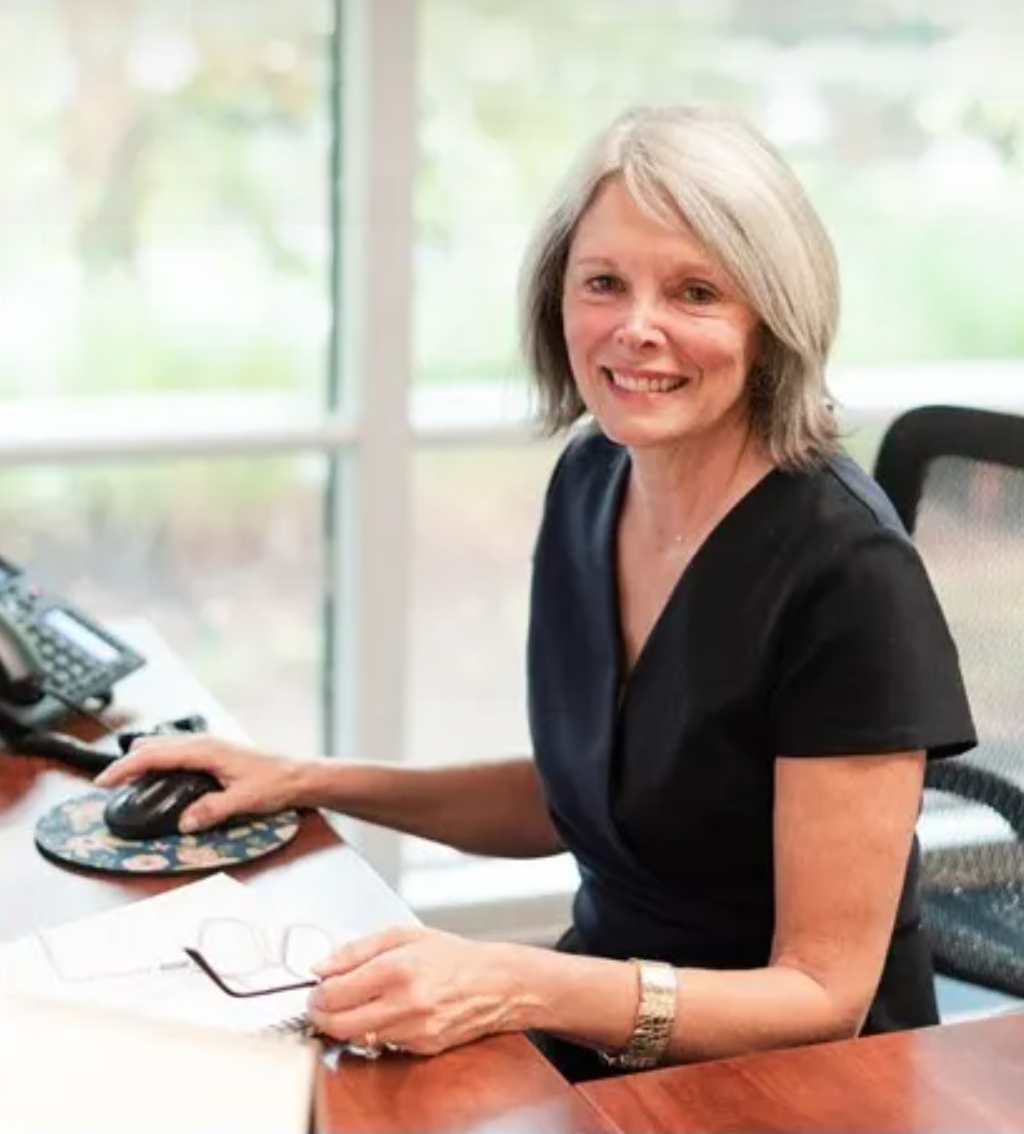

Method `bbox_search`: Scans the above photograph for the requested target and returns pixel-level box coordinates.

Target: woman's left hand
[306,926,529,1056]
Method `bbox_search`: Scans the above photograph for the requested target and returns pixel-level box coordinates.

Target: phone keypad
[29,630,97,700]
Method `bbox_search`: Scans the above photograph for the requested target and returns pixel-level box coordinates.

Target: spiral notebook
[0,872,326,1037]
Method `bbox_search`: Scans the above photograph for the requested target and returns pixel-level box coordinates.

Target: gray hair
[518,105,840,469]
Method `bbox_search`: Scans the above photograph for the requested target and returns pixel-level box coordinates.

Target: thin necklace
[658,443,758,555]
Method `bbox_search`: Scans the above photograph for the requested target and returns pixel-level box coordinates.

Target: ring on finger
[344,1031,382,1060]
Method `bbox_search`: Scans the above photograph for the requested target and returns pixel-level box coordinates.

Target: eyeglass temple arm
[183,947,319,999]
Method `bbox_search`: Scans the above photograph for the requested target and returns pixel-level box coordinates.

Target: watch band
[599,958,678,1070]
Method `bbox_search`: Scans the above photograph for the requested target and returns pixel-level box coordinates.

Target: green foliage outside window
[0,0,1021,401]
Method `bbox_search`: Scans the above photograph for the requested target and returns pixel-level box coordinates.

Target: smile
[602,367,689,394]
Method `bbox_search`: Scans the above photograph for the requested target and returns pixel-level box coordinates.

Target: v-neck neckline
[606,449,783,711]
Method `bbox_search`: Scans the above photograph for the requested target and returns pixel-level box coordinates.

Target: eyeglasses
[35,916,336,999]
[185,917,334,998]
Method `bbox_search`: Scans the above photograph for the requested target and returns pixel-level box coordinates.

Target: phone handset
[0,605,114,735]
[0,606,46,706]
[0,604,125,772]
[0,555,146,733]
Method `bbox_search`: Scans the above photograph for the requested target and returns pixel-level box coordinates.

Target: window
[0,0,333,403]
[0,455,326,755]
[3,0,1022,931]
[0,0,338,758]
[416,0,1024,390]
[405,0,1024,914]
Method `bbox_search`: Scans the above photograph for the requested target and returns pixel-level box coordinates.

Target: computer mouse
[103,769,221,841]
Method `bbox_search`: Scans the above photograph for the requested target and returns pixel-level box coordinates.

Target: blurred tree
[59,0,145,270]
[0,0,332,398]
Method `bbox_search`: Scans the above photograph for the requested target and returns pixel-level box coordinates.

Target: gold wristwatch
[599,958,677,1070]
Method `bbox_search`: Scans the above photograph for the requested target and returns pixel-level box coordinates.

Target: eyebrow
[568,254,726,281]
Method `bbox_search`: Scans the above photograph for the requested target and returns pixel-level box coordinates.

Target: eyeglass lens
[197,919,333,994]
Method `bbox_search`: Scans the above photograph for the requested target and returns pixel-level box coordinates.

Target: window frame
[4,0,1024,937]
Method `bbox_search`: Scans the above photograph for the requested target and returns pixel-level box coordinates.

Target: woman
[99,105,975,1080]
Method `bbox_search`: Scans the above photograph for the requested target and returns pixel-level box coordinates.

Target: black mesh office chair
[874,405,1024,998]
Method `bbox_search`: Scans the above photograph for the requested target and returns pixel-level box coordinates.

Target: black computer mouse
[103,769,221,841]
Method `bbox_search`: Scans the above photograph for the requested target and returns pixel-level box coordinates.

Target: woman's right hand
[94,734,303,833]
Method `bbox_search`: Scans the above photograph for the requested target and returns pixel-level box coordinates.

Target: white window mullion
[328,0,417,886]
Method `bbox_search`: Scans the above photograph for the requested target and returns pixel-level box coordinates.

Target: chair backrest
[874,405,1024,788]
[875,405,1024,532]
[874,406,1024,994]
[874,406,1024,983]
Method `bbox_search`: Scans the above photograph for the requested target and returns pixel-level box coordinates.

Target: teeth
[606,369,687,394]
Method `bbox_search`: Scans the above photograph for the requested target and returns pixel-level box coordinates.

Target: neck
[626,423,770,553]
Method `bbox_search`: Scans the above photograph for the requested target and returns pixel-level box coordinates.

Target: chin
[591,409,697,452]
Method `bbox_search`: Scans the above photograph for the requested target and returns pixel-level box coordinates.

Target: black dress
[527,428,977,1081]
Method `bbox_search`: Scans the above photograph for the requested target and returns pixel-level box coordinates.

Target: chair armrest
[926,761,1024,844]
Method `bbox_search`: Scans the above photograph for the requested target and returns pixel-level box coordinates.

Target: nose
[613,306,666,352]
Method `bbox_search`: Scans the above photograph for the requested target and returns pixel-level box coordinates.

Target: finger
[311,926,421,978]
[178,778,281,830]
[177,791,239,834]
[308,951,395,1015]
[95,737,202,785]
[305,998,409,1046]
[95,738,218,787]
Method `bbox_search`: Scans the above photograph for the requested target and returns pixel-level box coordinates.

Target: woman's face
[561,177,761,454]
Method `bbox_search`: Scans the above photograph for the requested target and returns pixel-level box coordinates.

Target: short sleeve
[770,528,976,761]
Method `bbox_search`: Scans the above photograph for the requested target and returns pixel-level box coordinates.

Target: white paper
[0,994,317,1134]
[0,872,345,1035]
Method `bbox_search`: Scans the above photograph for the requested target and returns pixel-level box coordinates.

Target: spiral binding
[264,1013,317,1040]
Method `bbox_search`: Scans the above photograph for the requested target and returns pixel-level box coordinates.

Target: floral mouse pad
[34,791,301,874]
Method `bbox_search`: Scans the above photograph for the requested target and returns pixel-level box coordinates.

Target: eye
[584,274,625,295]
[680,281,719,305]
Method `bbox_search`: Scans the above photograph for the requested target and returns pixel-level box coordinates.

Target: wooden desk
[580,1012,1024,1133]
[0,629,609,1134]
